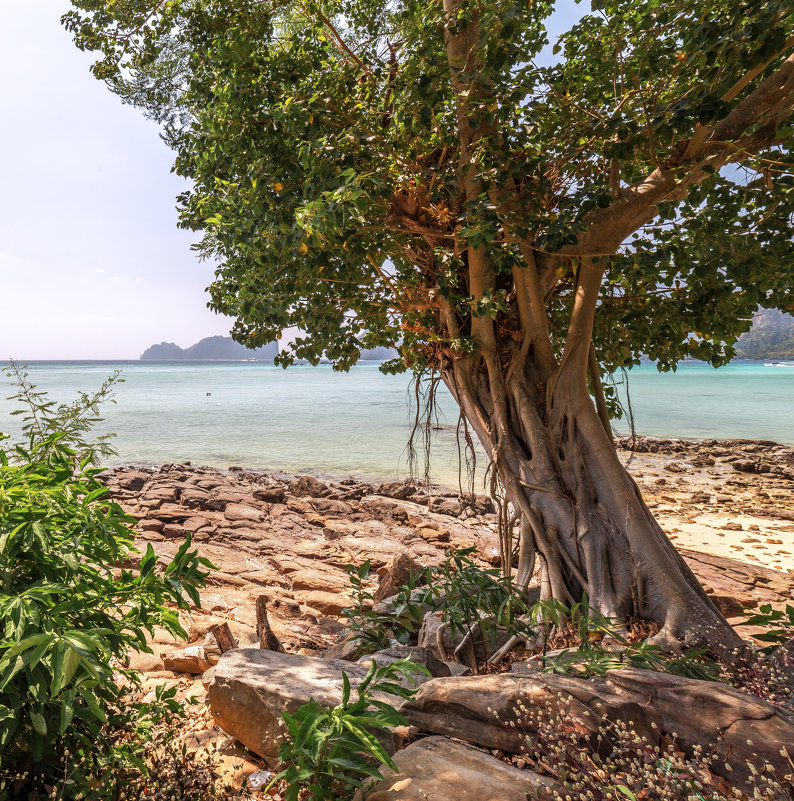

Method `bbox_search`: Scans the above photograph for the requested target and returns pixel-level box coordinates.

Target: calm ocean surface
[0,361,791,488]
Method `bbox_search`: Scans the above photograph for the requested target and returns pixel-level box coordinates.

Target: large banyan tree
[66,0,794,652]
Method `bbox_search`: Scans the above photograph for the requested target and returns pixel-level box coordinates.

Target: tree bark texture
[433,0,755,656]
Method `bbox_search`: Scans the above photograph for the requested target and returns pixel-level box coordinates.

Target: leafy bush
[741,603,794,652]
[342,561,427,652]
[0,435,211,790]
[343,548,535,665]
[532,597,719,681]
[269,659,428,801]
[3,362,123,466]
[2,684,250,801]
[420,547,535,664]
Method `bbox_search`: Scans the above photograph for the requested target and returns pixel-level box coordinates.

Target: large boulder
[354,736,552,801]
[605,668,794,786]
[208,649,415,764]
[401,673,661,754]
[400,669,794,789]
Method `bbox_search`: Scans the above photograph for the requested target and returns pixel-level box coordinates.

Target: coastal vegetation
[0,376,219,800]
[64,0,794,654]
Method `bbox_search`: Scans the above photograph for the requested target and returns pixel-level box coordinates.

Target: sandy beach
[617,437,794,574]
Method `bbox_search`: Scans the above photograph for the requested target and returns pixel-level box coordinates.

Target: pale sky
[0,0,232,359]
[0,1,578,360]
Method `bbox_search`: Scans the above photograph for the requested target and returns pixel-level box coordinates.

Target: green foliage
[0,436,212,777]
[341,561,426,652]
[3,362,123,467]
[62,0,794,377]
[741,603,794,652]
[342,549,534,663]
[1,684,248,801]
[531,596,720,681]
[269,659,428,801]
[420,547,535,662]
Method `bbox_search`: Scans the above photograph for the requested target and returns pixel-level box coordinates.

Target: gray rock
[416,612,457,660]
[605,667,794,787]
[357,646,454,678]
[208,649,404,764]
[354,736,552,801]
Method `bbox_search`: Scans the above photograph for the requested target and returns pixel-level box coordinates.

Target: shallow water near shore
[0,360,792,487]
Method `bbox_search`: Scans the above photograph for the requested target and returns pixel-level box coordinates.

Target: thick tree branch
[555,50,794,259]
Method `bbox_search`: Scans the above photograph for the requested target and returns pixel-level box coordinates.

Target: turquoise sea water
[0,361,791,487]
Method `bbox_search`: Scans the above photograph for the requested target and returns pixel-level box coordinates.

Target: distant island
[140,336,397,361]
[140,336,279,361]
[734,309,794,360]
[141,314,793,363]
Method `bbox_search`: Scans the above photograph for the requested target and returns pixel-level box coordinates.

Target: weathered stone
[322,634,364,661]
[400,673,662,754]
[375,480,417,500]
[374,553,424,603]
[708,593,745,618]
[253,485,286,504]
[138,519,164,533]
[224,503,265,524]
[127,650,165,673]
[294,589,350,616]
[205,491,252,511]
[208,649,401,763]
[182,515,214,533]
[289,475,329,498]
[354,736,552,801]
[289,567,349,594]
[427,497,462,517]
[605,667,794,786]
[117,471,149,492]
[163,644,214,674]
[162,523,186,538]
[417,612,458,661]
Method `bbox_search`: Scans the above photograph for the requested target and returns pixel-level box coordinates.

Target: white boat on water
[764,361,794,366]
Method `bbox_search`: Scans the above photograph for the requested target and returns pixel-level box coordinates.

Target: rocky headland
[101,436,794,796]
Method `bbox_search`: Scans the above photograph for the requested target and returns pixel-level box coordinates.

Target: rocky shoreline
[99,436,794,793]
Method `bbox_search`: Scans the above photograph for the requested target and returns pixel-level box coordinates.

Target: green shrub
[3,362,123,466]
[269,659,428,801]
[342,561,426,652]
[741,603,794,652]
[0,434,212,792]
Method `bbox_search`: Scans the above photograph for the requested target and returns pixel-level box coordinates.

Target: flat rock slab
[401,669,794,789]
[208,649,415,764]
[605,668,794,786]
[401,672,661,754]
[355,736,552,801]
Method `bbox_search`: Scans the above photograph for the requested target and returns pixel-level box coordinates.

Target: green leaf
[30,710,48,736]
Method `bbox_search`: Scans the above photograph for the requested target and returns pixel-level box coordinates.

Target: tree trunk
[442,354,744,657]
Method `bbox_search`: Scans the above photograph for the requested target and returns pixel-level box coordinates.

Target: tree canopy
[64,0,794,648]
[65,0,794,374]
